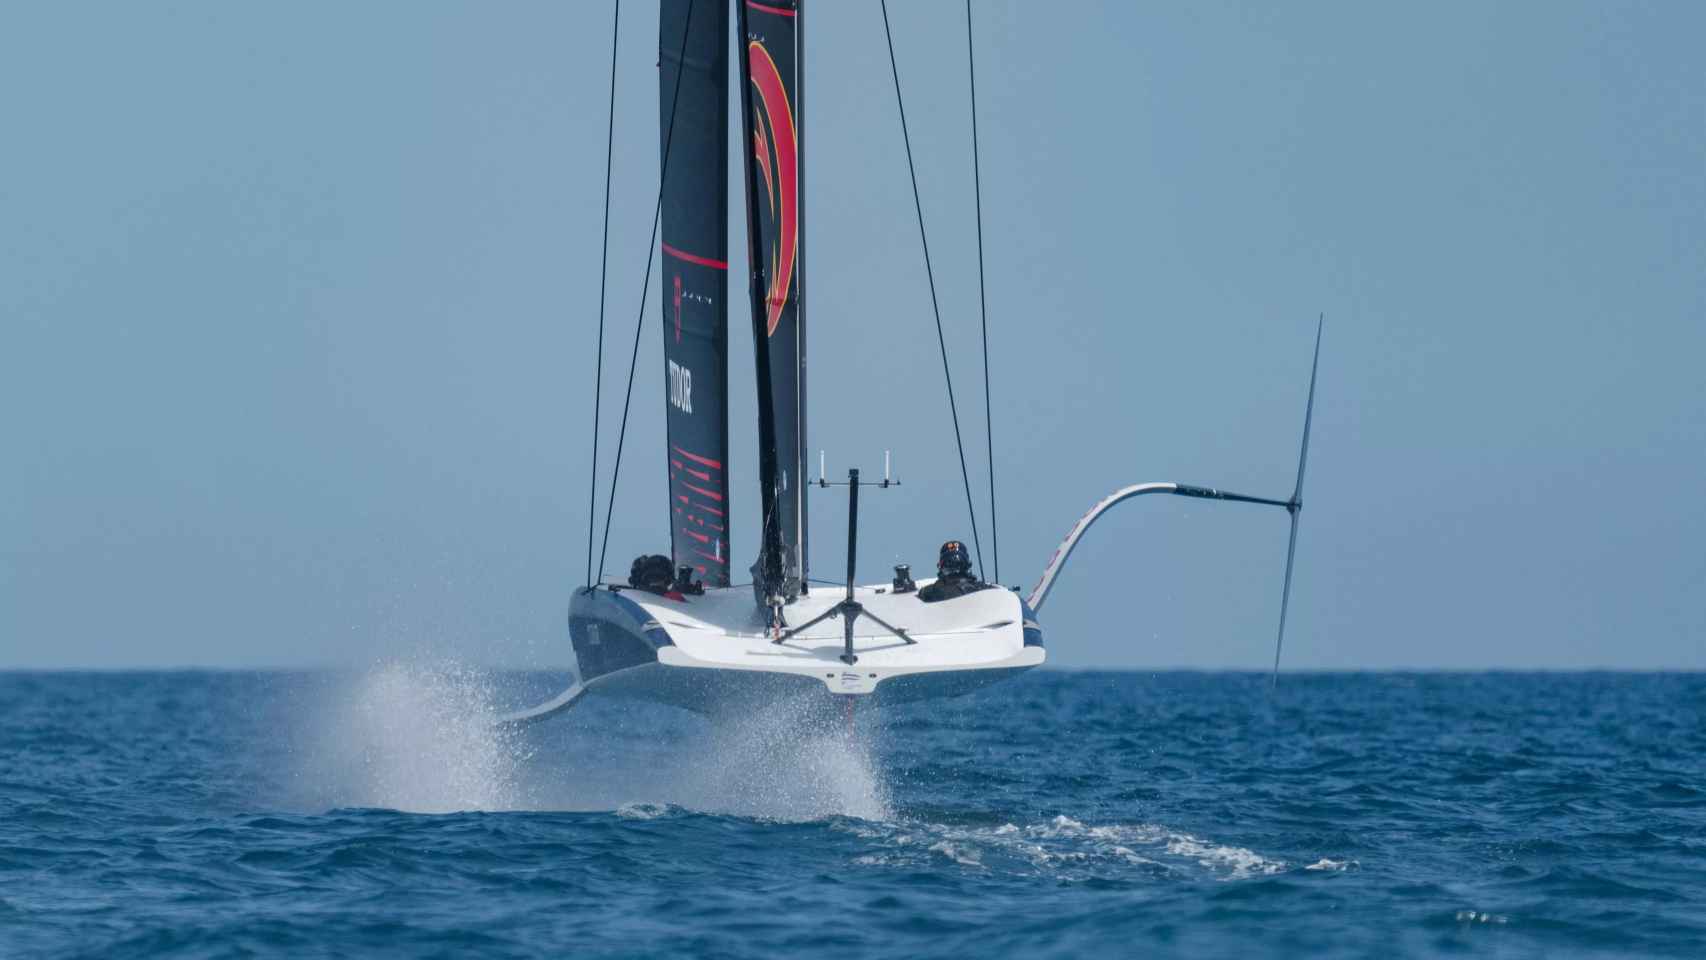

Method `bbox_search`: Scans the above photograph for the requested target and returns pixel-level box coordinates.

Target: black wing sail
[660,0,732,587]
[738,0,806,601]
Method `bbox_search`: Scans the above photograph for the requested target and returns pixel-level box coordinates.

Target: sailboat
[503,0,1321,725]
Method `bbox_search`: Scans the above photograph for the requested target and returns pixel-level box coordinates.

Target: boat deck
[574,580,1043,699]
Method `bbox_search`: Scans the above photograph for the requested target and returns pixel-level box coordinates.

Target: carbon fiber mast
[796,0,808,594]
[737,0,806,613]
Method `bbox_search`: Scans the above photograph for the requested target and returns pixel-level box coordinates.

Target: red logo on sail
[747,40,797,338]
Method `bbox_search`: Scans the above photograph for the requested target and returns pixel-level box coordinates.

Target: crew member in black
[627,554,685,601]
[918,540,987,602]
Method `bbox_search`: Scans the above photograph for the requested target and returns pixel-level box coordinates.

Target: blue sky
[2,2,1701,669]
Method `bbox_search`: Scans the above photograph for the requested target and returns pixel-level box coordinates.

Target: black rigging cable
[879,0,986,582]
[596,0,696,585]
[964,0,998,586]
[585,0,621,589]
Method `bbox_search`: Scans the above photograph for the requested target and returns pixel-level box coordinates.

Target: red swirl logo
[748,40,797,337]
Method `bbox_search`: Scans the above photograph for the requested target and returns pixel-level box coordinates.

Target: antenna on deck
[1271,316,1322,689]
[780,461,910,664]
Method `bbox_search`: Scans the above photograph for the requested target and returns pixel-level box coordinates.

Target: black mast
[736,0,786,606]
[796,0,808,593]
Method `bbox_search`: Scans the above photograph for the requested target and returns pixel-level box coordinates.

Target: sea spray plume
[523,692,891,821]
[298,659,534,813]
[668,693,892,821]
[484,688,890,819]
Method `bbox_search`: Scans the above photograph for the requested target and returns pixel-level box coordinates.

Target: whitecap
[616,801,677,820]
[1162,833,1285,878]
[838,814,1283,880]
[928,841,984,867]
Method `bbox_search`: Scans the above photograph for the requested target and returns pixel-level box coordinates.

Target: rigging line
[596,0,697,585]
[964,0,997,586]
[879,0,986,582]
[585,0,621,589]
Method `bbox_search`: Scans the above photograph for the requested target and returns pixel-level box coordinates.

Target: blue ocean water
[2,669,1702,958]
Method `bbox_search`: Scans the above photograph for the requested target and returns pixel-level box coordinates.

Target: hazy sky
[3,2,1702,669]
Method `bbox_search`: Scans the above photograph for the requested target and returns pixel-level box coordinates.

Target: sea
[2,668,1702,958]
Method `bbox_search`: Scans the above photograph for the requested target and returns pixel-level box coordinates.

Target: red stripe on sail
[673,446,723,470]
[685,467,711,482]
[681,528,710,544]
[682,482,723,502]
[747,1,796,17]
[661,243,728,270]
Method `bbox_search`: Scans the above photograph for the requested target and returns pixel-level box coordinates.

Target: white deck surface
[635,580,1041,694]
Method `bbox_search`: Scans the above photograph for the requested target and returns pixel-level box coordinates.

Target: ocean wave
[7,671,1705,957]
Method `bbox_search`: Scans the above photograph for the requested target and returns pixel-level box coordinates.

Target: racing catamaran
[503,0,1321,724]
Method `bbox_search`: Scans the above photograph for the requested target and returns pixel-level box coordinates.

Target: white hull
[503,579,1044,724]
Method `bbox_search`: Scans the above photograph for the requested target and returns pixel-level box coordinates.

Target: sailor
[628,554,685,601]
[918,540,987,602]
